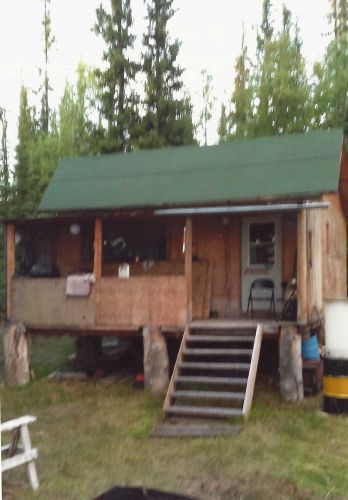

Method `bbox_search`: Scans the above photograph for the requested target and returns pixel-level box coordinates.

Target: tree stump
[3,322,30,386]
[143,326,169,395]
[279,325,304,402]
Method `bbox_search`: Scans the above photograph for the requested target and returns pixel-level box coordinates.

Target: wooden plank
[93,217,102,280]
[176,376,248,385]
[6,223,15,321]
[1,449,38,473]
[166,405,243,418]
[307,208,323,323]
[181,361,250,370]
[172,390,244,400]
[184,348,252,356]
[321,193,347,300]
[20,423,39,490]
[228,216,241,315]
[0,416,36,433]
[242,323,263,419]
[202,263,213,319]
[163,325,189,412]
[151,424,241,437]
[185,217,193,322]
[297,210,308,324]
[187,335,255,342]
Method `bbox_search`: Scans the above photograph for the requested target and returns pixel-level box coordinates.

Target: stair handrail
[242,323,263,419]
[163,324,190,412]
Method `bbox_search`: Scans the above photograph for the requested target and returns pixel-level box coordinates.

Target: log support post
[279,325,303,402]
[6,223,15,321]
[3,322,30,386]
[185,217,193,323]
[143,326,169,395]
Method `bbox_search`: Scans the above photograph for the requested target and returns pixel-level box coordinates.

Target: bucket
[302,334,320,361]
[323,357,348,414]
[323,300,348,414]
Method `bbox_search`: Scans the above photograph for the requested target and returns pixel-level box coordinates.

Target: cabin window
[249,222,275,265]
[103,221,167,264]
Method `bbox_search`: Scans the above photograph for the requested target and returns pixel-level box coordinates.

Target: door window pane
[249,222,275,265]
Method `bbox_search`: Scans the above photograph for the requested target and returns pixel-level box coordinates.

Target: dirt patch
[184,472,313,500]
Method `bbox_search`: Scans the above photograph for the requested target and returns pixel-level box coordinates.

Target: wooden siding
[297,195,347,325]
[321,193,347,299]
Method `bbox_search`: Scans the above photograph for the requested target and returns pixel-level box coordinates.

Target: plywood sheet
[12,278,96,328]
[97,276,187,327]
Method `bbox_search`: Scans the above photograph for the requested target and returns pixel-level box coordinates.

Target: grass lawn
[1,336,348,499]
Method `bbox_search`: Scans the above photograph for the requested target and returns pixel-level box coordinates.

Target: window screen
[249,222,275,265]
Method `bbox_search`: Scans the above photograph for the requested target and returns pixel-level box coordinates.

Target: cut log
[279,325,304,402]
[3,322,30,386]
[143,326,169,395]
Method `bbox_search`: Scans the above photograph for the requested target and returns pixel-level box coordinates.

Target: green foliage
[94,0,140,153]
[140,0,195,148]
[59,63,96,157]
[39,0,55,134]
[197,70,216,145]
[219,1,311,141]
[312,34,348,129]
[13,87,37,216]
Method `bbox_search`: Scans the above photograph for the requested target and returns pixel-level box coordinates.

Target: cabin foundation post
[3,322,30,386]
[279,325,304,402]
[143,326,169,395]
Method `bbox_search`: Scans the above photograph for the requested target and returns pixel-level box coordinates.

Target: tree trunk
[279,325,304,402]
[143,326,169,395]
[3,322,30,386]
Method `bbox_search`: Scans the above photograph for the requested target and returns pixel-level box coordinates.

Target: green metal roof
[39,128,343,212]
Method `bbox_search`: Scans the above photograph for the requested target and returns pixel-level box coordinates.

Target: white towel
[66,274,94,297]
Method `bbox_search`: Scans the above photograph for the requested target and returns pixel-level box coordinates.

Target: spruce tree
[94,0,140,153]
[312,0,348,128]
[229,32,254,139]
[198,70,215,145]
[40,0,55,134]
[255,5,310,135]
[14,87,36,215]
[59,63,95,156]
[140,0,194,148]
[0,108,10,215]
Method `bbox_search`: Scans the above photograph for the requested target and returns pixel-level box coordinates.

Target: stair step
[190,320,259,330]
[187,335,255,343]
[172,390,245,400]
[166,405,243,418]
[152,424,241,437]
[184,348,252,356]
[181,362,250,371]
[176,375,248,386]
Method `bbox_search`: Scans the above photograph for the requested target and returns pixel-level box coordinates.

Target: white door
[241,215,282,314]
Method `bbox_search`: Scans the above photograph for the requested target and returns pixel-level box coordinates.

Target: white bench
[1,415,39,491]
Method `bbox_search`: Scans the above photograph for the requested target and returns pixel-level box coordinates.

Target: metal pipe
[154,201,330,216]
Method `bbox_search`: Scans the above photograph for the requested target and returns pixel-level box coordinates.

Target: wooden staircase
[162,322,263,429]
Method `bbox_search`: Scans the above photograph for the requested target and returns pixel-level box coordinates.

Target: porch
[5,194,346,335]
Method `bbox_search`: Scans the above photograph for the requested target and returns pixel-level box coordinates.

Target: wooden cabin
[3,129,348,410]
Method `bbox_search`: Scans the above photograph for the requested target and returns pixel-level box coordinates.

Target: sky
[1,0,331,164]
